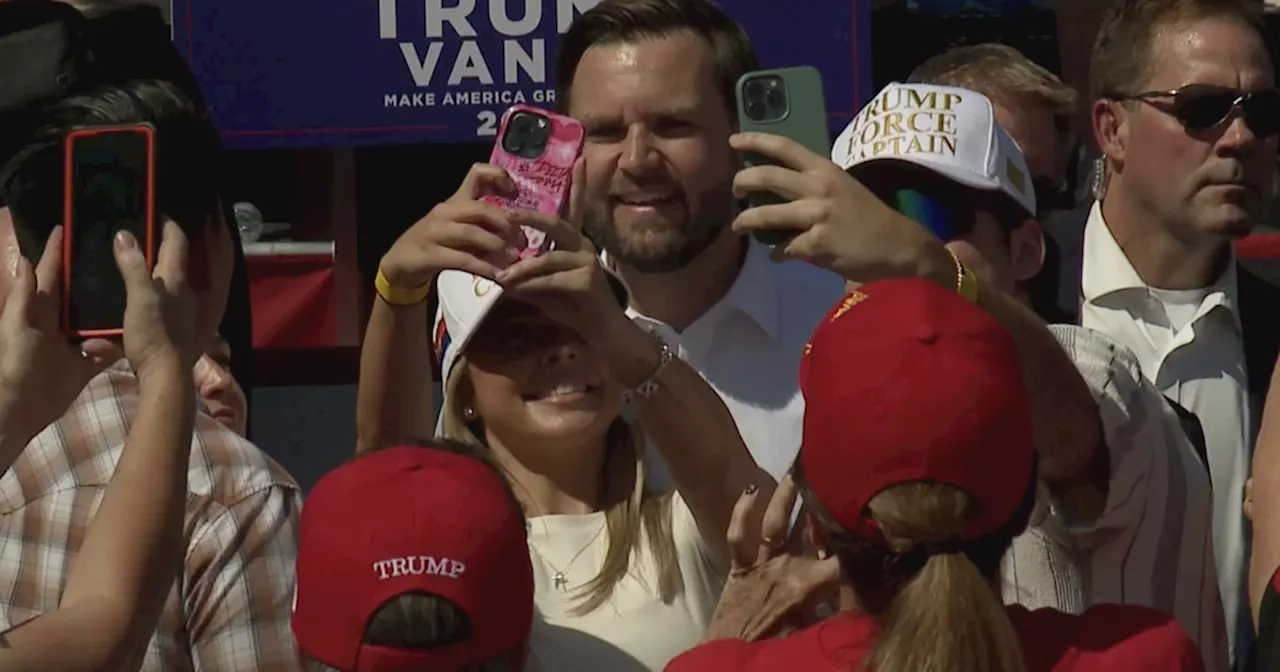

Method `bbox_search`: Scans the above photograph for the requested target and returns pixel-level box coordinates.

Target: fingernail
[744,484,758,495]
[115,231,135,249]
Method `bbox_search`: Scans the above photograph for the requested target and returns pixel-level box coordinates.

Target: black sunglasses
[1108,84,1280,136]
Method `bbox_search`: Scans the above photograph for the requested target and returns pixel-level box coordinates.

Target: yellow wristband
[947,249,979,303]
[375,268,431,306]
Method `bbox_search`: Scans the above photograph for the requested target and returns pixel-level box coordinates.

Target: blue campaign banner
[171,1,872,150]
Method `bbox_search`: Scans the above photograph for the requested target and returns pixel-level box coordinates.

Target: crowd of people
[1,0,1280,670]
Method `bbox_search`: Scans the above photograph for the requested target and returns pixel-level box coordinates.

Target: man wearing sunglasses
[1077,3,1280,668]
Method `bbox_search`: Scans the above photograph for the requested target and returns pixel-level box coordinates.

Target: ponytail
[792,470,1026,672]
[866,549,1024,672]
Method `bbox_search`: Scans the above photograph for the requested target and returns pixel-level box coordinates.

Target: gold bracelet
[375,268,432,306]
[946,248,979,303]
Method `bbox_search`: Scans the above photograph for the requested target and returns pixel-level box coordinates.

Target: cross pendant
[553,572,568,591]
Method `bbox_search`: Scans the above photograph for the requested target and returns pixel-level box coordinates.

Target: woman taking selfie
[356,160,769,672]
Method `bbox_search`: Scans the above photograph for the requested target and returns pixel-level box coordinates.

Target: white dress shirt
[611,240,846,482]
[1078,203,1253,664]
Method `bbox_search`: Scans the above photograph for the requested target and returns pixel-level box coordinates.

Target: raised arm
[728,132,1106,517]
[0,224,115,470]
[1249,356,1280,627]
[0,221,202,672]
[498,164,772,558]
[357,294,435,453]
[356,164,521,453]
[922,257,1108,517]
[593,312,771,556]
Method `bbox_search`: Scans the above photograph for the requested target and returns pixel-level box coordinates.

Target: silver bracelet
[620,329,675,419]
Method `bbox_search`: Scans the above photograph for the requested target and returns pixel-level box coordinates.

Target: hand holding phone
[483,104,585,267]
[735,66,831,246]
[0,227,118,446]
[63,124,159,338]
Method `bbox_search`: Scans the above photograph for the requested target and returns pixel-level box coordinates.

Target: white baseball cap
[431,266,630,413]
[831,82,1037,217]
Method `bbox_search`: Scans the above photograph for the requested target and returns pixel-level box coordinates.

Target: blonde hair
[795,469,1026,672]
[442,355,682,615]
[909,43,1078,140]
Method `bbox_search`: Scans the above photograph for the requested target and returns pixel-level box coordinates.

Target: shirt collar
[1081,201,1148,302]
[1082,201,1241,328]
[603,239,780,341]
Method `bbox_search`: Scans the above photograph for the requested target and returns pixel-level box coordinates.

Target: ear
[1009,218,1046,284]
[1092,98,1129,170]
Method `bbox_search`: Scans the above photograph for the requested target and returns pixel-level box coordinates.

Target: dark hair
[0,78,220,263]
[353,439,525,670]
[1091,0,1270,102]
[554,0,758,118]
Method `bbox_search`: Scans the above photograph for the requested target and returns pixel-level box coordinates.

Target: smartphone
[735,66,831,246]
[62,124,158,338]
[484,104,585,265]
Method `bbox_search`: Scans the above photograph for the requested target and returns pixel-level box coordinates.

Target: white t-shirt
[1077,204,1251,665]
[524,493,725,672]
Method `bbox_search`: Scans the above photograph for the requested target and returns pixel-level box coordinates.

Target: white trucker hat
[431,266,630,419]
[831,82,1036,217]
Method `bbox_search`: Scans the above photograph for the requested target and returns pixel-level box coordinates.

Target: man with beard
[552,0,845,479]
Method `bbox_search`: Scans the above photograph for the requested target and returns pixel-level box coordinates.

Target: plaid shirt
[0,363,304,671]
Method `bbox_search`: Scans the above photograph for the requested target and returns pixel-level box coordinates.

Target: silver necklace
[528,521,606,591]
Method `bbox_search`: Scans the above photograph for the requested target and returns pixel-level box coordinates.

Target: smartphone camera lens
[503,111,550,159]
[502,130,525,154]
[765,88,785,110]
[743,76,788,122]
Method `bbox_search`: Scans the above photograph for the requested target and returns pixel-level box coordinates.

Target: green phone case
[735,66,831,245]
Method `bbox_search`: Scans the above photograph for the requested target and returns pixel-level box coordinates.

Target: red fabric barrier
[1238,234,1280,260]
[246,254,336,349]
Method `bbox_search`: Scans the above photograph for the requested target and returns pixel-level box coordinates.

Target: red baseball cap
[292,445,533,672]
[798,278,1035,546]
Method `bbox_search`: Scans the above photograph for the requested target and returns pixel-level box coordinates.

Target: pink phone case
[483,104,585,264]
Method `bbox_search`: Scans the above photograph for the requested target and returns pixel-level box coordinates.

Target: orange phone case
[61,124,157,339]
